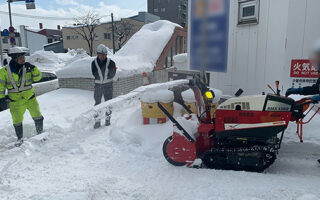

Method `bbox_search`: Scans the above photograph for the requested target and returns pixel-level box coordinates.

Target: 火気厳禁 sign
[290,59,319,78]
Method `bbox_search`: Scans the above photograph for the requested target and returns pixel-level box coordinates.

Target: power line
[0,11,111,21]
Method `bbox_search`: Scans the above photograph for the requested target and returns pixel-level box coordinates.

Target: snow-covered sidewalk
[0,88,320,200]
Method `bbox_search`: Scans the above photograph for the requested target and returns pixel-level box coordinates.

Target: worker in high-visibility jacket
[0,47,44,146]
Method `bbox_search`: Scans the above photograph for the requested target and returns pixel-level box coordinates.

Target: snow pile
[211,88,223,103]
[114,20,181,76]
[173,53,188,70]
[27,49,89,72]
[141,89,174,103]
[81,80,188,122]
[181,88,222,103]
[57,20,181,79]
[175,114,199,139]
[56,57,95,79]
[181,89,196,103]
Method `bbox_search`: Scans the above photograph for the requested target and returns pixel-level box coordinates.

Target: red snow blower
[159,77,319,172]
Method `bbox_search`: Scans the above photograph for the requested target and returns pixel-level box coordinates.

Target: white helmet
[97,44,108,55]
[8,47,28,58]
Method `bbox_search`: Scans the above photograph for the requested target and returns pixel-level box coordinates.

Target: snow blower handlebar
[292,98,320,143]
[189,77,208,95]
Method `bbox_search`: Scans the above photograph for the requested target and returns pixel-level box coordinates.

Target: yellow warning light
[205,91,213,99]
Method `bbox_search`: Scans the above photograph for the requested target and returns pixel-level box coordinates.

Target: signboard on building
[290,59,319,88]
[189,0,230,72]
[25,0,36,9]
[2,29,9,37]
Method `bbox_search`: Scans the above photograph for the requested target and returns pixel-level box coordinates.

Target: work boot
[34,117,44,135]
[94,121,101,129]
[14,124,23,147]
[105,109,112,126]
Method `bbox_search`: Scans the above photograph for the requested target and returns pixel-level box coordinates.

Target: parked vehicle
[33,71,59,96]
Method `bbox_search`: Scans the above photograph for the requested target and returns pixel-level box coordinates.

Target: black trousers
[94,82,113,106]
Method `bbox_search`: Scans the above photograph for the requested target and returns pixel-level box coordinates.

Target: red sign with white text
[290,59,319,78]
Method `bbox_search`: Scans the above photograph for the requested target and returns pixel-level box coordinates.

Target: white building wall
[20,26,47,53]
[210,0,290,96]
[188,0,320,96]
[26,31,47,53]
[283,0,320,90]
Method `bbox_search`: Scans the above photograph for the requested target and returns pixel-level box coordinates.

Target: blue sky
[0,0,147,29]
[38,0,147,12]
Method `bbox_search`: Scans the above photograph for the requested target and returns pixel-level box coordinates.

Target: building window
[238,0,259,25]
[161,8,166,12]
[94,34,99,41]
[66,36,71,40]
[2,37,8,44]
[48,38,53,43]
[104,33,111,40]
[154,8,158,13]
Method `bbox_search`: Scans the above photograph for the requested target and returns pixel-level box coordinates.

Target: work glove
[25,62,36,70]
[311,95,320,103]
[0,98,8,111]
[285,88,303,97]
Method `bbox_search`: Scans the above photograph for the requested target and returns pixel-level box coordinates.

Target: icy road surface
[0,89,319,200]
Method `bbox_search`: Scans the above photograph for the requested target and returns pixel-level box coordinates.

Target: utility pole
[8,0,13,28]
[8,0,14,47]
[0,27,3,66]
[111,13,116,54]
[200,0,208,85]
[7,0,36,47]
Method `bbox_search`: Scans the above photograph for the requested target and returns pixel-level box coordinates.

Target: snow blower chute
[159,77,319,172]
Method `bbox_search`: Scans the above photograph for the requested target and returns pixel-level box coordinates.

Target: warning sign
[290,60,319,78]
[290,59,319,88]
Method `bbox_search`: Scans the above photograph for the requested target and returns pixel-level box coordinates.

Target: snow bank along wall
[191,0,320,96]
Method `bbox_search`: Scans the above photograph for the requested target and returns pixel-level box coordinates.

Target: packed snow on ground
[57,20,181,79]
[0,83,320,200]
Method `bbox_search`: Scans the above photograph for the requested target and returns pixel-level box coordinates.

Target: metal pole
[0,27,3,67]
[200,0,208,84]
[8,0,13,27]
[111,13,116,54]
[7,0,14,47]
